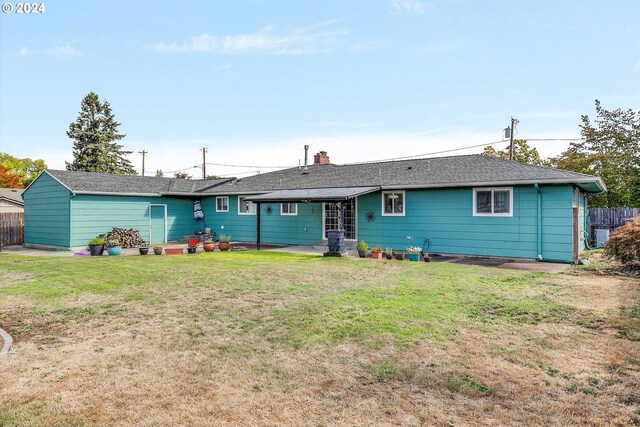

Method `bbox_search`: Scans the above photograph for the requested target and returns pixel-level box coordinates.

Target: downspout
[256,202,261,251]
[583,194,594,250]
[534,183,543,261]
[69,192,75,249]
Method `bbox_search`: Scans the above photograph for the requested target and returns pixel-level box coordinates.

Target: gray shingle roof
[43,170,231,195]
[213,155,605,194]
[38,155,605,197]
[0,188,24,205]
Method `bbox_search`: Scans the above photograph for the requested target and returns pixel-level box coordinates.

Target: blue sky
[1,0,639,178]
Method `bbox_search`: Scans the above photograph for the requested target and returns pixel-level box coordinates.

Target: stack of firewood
[99,228,145,248]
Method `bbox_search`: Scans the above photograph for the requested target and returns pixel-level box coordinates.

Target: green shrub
[88,237,106,245]
[604,218,640,264]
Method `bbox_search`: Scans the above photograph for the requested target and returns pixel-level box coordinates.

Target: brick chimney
[313,151,330,165]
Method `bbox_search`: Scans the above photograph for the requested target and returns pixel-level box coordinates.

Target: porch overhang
[246,186,380,203]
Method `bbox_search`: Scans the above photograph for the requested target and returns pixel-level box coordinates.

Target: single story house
[22,153,606,263]
[0,188,25,213]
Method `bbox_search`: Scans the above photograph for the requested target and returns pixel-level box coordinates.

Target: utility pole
[200,147,208,179]
[508,117,518,161]
[138,149,147,176]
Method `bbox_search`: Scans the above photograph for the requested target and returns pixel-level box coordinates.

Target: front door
[150,205,167,244]
[323,200,356,240]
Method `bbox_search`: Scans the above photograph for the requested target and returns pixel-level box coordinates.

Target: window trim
[215,196,229,212]
[472,187,513,217]
[237,196,256,215]
[381,190,406,217]
[280,202,298,216]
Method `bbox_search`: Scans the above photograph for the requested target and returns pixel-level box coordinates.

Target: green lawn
[0,252,567,347]
[0,251,638,426]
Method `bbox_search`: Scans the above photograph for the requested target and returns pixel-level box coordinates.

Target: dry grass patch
[0,252,638,426]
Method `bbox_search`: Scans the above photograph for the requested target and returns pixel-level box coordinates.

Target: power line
[347,140,510,164]
[158,136,582,176]
[204,162,293,169]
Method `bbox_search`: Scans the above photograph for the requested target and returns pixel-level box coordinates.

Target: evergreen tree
[65,92,136,175]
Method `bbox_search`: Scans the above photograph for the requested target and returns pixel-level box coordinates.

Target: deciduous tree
[552,100,640,207]
[0,153,47,186]
[0,164,25,188]
[481,139,547,166]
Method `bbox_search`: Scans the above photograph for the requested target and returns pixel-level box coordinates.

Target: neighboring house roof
[214,155,606,194]
[27,155,606,198]
[31,170,232,196]
[0,188,24,206]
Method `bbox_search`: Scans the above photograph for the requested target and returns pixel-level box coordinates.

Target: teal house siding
[201,196,323,244]
[357,184,576,262]
[70,195,155,245]
[23,173,72,247]
[258,202,323,245]
[70,195,196,246]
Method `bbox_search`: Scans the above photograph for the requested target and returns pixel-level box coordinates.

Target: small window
[382,191,405,216]
[473,188,513,216]
[281,203,297,216]
[238,196,256,215]
[216,196,229,212]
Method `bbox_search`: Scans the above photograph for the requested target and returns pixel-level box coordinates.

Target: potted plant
[422,251,431,262]
[106,239,122,256]
[356,240,368,258]
[406,246,421,262]
[187,239,199,254]
[371,245,383,259]
[153,245,163,255]
[88,237,106,256]
[203,238,215,252]
[218,235,230,251]
[394,251,405,261]
[138,242,149,255]
[384,247,393,260]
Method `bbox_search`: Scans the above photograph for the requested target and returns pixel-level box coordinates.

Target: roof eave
[73,191,162,197]
[0,197,24,206]
[382,177,607,193]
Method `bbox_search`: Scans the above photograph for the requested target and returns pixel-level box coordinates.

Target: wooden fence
[588,207,640,242]
[0,212,24,247]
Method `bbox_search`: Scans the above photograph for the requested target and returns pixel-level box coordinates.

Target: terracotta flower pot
[371,252,382,259]
[218,241,230,251]
[165,248,184,255]
[203,241,215,252]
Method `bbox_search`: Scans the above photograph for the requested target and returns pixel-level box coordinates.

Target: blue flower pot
[407,253,420,262]
[107,246,122,256]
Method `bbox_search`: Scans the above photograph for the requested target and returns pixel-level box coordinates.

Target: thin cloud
[153,21,349,55]
[387,0,426,14]
[19,47,29,57]
[422,42,454,55]
[52,44,81,57]
[214,62,234,72]
[635,60,640,72]
[519,110,579,120]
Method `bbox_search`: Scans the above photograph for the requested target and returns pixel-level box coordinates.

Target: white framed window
[281,202,297,216]
[382,191,405,216]
[216,196,229,212]
[473,187,513,216]
[238,196,256,215]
